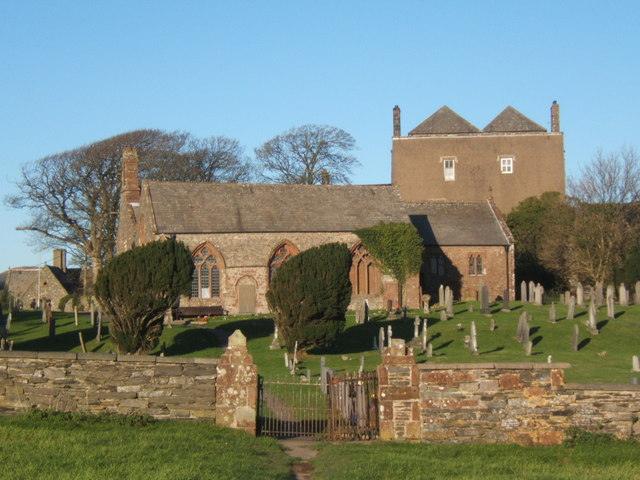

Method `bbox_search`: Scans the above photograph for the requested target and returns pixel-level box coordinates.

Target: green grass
[8,301,640,383]
[313,438,640,480]
[0,411,291,480]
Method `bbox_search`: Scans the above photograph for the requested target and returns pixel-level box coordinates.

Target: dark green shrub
[95,238,193,354]
[266,243,352,351]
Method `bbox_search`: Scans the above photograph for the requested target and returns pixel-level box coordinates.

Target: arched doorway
[237,276,257,314]
[268,241,299,283]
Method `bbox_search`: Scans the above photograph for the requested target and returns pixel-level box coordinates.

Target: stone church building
[116,102,563,314]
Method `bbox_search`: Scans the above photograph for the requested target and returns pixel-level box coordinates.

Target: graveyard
[5,296,640,384]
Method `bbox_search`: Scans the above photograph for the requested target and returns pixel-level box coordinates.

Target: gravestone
[576,283,584,306]
[489,317,496,331]
[387,325,393,346]
[480,285,490,314]
[567,296,576,320]
[520,280,527,303]
[516,311,529,344]
[501,289,510,312]
[619,283,628,307]
[445,287,454,318]
[269,323,280,350]
[421,319,428,352]
[572,324,579,351]
[440,309,448,322]
[606,284,615,304]
[534,284,544,306]
[422,294,431,314]
[633,355,640,373]
[587,299,598,335]
[378,327,385,353]
[528,281,535,304]
[469,321,478,355]
[607,295,615,319]
[524,340,533,356]
[564,291,570,305]
[635,281,640,305]
[438,284,444,307]
[413,317,420,339]
[549,302,557,323]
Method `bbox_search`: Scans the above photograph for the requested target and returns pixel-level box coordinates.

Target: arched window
[269,241,299,282]
[468,255,484,276]
[191,244,223,298]
[350,244,382,295]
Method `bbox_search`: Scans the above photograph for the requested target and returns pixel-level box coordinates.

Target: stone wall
[0,351,218,420]
[378,339,640,445]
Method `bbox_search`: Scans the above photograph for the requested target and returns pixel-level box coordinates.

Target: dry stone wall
[0,351,218,420]
[379,339,640,445]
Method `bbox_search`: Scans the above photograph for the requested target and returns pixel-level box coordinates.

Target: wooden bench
[175,306,226,319]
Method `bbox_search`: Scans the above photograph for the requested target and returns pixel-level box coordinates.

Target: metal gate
[258,371,378,440]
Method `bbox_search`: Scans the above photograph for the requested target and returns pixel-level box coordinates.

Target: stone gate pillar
[215,330,258,435]
[377,338,421,440]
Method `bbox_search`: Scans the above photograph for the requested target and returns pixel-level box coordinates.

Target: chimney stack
[320,169,331,185]
[122,147,141,204]
[53,249,67,272]
[550,101,560,133]
[393,105,401,137]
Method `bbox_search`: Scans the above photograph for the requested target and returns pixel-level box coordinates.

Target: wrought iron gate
[258,371,378,440]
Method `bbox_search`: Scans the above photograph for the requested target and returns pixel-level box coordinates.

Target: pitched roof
[406,201,511,246]
[145,182,411,234]
[409,106,480,136]
[483,106,546,133]
[47,266,83,295]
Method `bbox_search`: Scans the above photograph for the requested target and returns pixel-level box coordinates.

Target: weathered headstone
[358,355,365,374]
[96,310,102,342]
[632,355,640,373]
[440,309,448,322]
[445,287,454,318]
[269,323,280,350]
[564,291,571,305]
[438,284,444,307]
[90,302,95,327]
[387,325,393,345]
[421,319,428,352]
[489,317,496,331]
[619,283,629,307]
[426,342,433,357]
[413,317,420,338]
[635,281,640,305]
[549,302,557,323]
[528,281,535,304]
[520,280,527,303]
[378,327,385,353]
[607,295,615,319]
[73,306,79,327]
[422,294,431,314]
[572,324,580,351]
[606,284,615,304]
[534,284,544,306]
[516,311,530,344]
[576,283,584,307]
[501,289,511,312]
[524,340,533,356]
[567,296,576,320]
[6,312,11,332]
[480,285,490,314]
[587,299,598,335]
[469,321,478,355]
[284,351,289,368]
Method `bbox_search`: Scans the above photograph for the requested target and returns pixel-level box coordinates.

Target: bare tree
[565,147,640,283]
[255,124,359,184]
[6,130,251,281]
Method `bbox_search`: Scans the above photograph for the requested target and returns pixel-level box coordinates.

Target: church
[116,103,565,314]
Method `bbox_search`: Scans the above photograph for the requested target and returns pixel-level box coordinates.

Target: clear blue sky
[1,1,639,271]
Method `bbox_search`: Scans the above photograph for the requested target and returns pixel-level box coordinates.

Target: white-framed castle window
[500,156,514,174]
[442,156,456,181]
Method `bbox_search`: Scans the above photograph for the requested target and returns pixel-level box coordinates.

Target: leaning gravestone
[480,285,490,314]
[576,283,584,307]
[520,280,527,303]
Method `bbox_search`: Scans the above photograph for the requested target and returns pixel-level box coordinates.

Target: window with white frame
[443,157,456,181]
[500,156,514,174]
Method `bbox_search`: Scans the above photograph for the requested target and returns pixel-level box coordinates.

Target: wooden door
[238,282,256,314]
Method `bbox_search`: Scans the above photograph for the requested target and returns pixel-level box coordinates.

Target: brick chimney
[53,249,67,272]
[393,105,401,137]
[320,169,331,185]
[122,147,141,204]
[550,101,560,133]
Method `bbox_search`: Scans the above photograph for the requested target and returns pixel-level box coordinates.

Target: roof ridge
[483,106,546,133]
[144,180,393,188]
[409,105,480,136]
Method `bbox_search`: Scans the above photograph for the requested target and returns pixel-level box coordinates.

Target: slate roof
[48,266,83,295]
[409,106,480,136]
[146,182,411,234]
[406,201,511,246]
[483,106,546,133]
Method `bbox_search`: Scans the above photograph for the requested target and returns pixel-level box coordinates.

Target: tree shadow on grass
[578,338,591,351]
[214,318,274,341]
[15,326,95,352]
[164,328,221,356]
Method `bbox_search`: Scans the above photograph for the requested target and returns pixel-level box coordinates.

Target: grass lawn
[7,301,640,383]
[313,438,640,480]
[0,411,291,480]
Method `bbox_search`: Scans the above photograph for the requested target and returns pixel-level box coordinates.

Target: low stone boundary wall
[378,338,640,445]
[0,350,218,420]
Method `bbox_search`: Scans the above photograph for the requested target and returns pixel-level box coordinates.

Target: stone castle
[116,103,565,314]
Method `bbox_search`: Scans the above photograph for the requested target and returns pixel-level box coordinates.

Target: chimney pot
[393,105,401,137]
[550,101,560,133]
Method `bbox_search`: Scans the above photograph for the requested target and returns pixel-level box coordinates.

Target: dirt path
[279,438,318,480]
